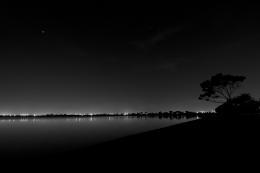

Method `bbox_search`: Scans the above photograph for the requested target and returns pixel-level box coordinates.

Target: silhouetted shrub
[215,93,260,115]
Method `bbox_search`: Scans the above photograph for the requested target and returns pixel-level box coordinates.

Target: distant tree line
[0,111,216,120]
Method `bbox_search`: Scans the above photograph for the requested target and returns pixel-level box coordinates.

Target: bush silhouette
[215,93,260,115]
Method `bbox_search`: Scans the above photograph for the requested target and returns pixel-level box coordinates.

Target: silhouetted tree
[215,93,260,114]
[199,73,246,103]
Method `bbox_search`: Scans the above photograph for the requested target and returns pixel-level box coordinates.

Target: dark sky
[1,3,260,114]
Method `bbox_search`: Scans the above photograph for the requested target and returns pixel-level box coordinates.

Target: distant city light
[196,110,215,113]
[196,111,206,113]
[20,113,30,116]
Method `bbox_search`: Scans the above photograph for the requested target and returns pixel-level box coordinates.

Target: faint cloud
[131,26,184,50]
[156,62,178,71]
[154,57,193,72]
[129,57,192,73]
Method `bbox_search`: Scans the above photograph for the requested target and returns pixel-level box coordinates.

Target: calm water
[0,116,188,154]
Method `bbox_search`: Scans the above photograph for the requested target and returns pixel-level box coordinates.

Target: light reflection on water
[0,117,189,153]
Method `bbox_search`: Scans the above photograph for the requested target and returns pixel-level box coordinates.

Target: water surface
[0,116,188,154]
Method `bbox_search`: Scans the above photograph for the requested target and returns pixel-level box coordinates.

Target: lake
[0,116,189,156]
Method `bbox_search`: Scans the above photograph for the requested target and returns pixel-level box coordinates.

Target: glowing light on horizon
[20,113,30,116]
[196,110,207,113]
[196,110,215,113]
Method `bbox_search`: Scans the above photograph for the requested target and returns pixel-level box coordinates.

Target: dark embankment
[86,115,260,166]
[1,115,260,171]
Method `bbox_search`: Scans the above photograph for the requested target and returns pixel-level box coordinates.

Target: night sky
[1,3,260,114]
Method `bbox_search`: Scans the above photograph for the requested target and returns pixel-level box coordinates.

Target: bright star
[41,30,46,35]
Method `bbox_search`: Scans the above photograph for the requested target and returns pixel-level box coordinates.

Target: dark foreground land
[1,114,260,171]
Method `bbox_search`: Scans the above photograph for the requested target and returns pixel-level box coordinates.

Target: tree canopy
[199,73,246,103]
